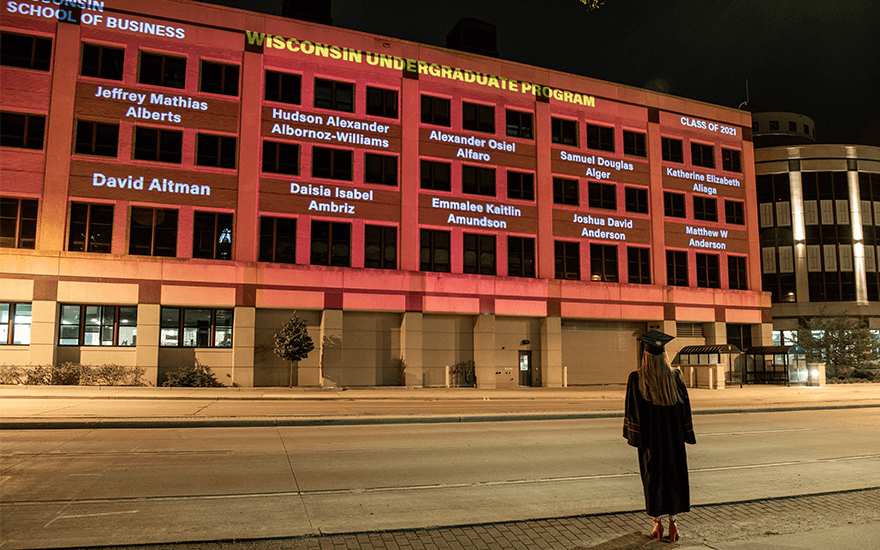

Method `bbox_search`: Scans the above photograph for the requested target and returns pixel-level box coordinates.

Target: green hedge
[0,363,148,386]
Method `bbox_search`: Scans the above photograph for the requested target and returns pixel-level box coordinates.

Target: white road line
[45,510,139,527]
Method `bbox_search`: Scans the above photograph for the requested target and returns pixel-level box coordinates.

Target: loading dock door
[562,321,645,385]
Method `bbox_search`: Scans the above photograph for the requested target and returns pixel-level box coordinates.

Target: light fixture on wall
[521,340,530,345]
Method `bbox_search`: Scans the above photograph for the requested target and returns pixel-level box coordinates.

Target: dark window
[200,61,239,96]
[696,253,720,288]
[590,244,618,282]
[262,141,298,175]
[664,192,686,218]
[788,121,797,132]
[463,233,496,275]
[310,220,351,266]
[666,250,688,286]
[312,147,352,180]
[623,130,647,157]
[769,120,779,131]
[508,236,536,278]
[364,225,397,269]
[625,187,649,214]
[507,171,534,201]
[691,142,715,168]
[420,160,451,191]
[662,137,683,163]
[81,44,124,80]
[0,198,38,249]
[727,323,753,353]
[551,118,578,146]
[160,307,233,348]
[420,229,450,272]
[68,203,113,253]
[366,87,398,118]
[725,200,745,225]
[196,134,236,168]
[728,256,748,290]
[803,124,810,136]
[506,110,533,139]
[193,212,233,260]
[589,181,616,210]
[259,216,296,264]
[365,153,397,186]
[75,120,119,157]
[555,241,580,280]
[462,102,494,133]
[129,207,177,257]
[139,52,186,89]
[59,305,137,347]
[0,303,32,345]
[693,196,718,222]
[462,165,495,196]
[627,247,651,284]
[1,32,51,71]
[0,112,45,150]
[722,148,742,172]
[421,95,451,126]
[586,124,615,152]
[265,70,301,104]
[553,177,579,206]
[314,78,353,112]
[133,127,182,163]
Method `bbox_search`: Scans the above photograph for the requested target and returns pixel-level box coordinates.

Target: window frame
[160,307,233,348]
[625,186,649,214]
[691,142,715,169]
[590,243,618,282]
[192,211,233,260]
[0,197,38,249]
[462,165,496,197]
[364,224,397,270]
[507,236,536,278]
[262,140,299,175]
[133,126,183,164]
[664,192,686,218]
[421,95,451,127]
[627,247,651,285]
[696,253,721,288]
[59,304,138,347]
[463,232,496,275]
[128,207,178,257]
[196,133,237,169]
[138,51,186,89]
[725,199,745,225]
[0,303,32,345]
[661,137,684,163]
[551,118,578,147]
[200,60,239,96]
[366,86,398,119]
[0,32,52,71]
[722,148,742,172]
[623,130,647,157]
[75,120,119,157]
[364,152,398,186]
[311,146,353,181]
[0,112,46,150]
[553,177,579,206]
[693,196,719,222]
[462,101,495,134]
[310,220,351,267]
[588,181,617,211]
[555,241,580,281]
[314,78,354,113]
[506,171,535,201]
[728,255,748,290]
[666,250,689,287]
[81,43,124,80]
[68,202,113,253]
[586,123,615,153]
[259,216,297,264]
[420,160,452,191]
[265,70,302,104]
[505,109,533,139]
[420,229,451,272]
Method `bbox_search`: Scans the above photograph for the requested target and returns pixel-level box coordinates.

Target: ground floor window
[0,303,31,345]
[160,307,232,347]
[59,305,137,346]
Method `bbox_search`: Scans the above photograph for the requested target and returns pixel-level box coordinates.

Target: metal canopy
[680,344,742,355]
[745,345,806,355]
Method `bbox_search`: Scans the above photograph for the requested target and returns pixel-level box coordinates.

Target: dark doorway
[519,350,532,387]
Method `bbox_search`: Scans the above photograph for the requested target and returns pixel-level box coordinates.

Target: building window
[366,87,398,118]
[75,120,119,157]
[803,124,810,136]
[196,134,236,168]
[129,207,177,257]
[623,130,646,157]
[365,153,398,186]
[265,70,301,104]
[769,120,779,131]
[0,198,38,249]
[551,118,578,146]
[262,141,299,175]
[555,241,580,280]
[364,225,397,269]
[722,148,742,172]
[553,177,579,206]
[311,220,351,266]
[59,305,137,346]
[507,171,535,201]
[696,253,720,288]
[420,160,451,191]
[421,95,451,126]
[664,192,686,218]
[463,233,496,275]
[587,124,615,152]
[259,216,296,264]
[133,127,183,163]
[200,61,239,96]
[728,256,748,290]
[625,187,649,214]
[590,244,618,282]
[312,146,352,180]
[788,121,797,132]
[193,212,233,260]
[160,307,233,348]
[627,247,651,284]
[462,165,495,196]
[725,200,745,225]
[138,52,186,89]
[68,203,113,253]
[666,250,688,286]
[314,78,353,112]
[462,102,494,133]
[662,137,683,163]
[508,236,536,278]
[589,182,616,210]
[1,32,51,70]
[691,142,715,169]
[506,110,533,139]
[81,43,124,80]
[0,112,45,150]
[693,196,718,222]
[420,229,450,272]
[0,303,31,345]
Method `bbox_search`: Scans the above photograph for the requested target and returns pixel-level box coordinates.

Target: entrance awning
[680,344,742,354]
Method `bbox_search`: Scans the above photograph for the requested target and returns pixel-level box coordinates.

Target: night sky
[202,0,880,146]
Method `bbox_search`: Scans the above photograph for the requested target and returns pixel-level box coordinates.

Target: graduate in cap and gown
[623,330,696,542]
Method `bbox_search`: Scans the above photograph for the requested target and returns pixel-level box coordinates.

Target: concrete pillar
[232,306,255,387]
[541,316,563,387]
[788,170,811,302]
[318,309,343,387]
[847,166,869,304]
[29,300,58,366]
[400,312,423,387]
[135,304,160,386]
[705,322,727,345]
[473,314,496,389]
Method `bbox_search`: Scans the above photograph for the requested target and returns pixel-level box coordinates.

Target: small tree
[796,309,879,377]
[275,313,315,364]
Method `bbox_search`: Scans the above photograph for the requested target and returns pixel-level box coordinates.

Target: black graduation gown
[623,370,696,517]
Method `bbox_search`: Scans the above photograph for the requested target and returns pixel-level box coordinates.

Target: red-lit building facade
[0,0,770,387]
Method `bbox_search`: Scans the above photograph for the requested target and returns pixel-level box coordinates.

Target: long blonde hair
[638,348,683,406]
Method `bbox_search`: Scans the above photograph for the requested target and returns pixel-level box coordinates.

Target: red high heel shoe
[650,517,664,541]
[668,516,679,542]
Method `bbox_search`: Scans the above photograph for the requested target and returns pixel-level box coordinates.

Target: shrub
[162,360,224,387]
[0,363,150,386]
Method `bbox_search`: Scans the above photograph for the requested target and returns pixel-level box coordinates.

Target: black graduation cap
[637,330,674,355]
